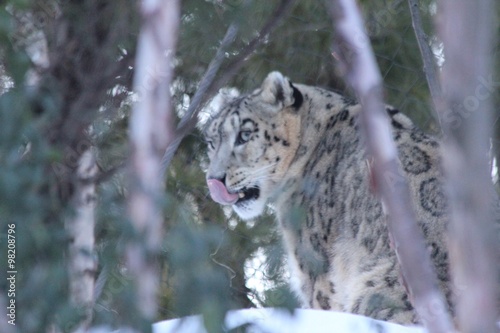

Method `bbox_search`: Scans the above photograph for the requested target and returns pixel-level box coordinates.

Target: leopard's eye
[236,130,252,145]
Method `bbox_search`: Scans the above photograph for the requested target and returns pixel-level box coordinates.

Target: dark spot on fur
[385,276,397,288]
[420,222,430,237]
[391,119,404,129]
[326,218,334,234]
[339,109,349,121]
[411,130,439,147]
[316,291,331,310]
[351,218,360,238]
[351,297,362,313]
[401,294,413,310]
[420,177,446,217]
[275,85,284,102]
[342,96,356,106]
[326,115,338,130]
[384,308,396,321]
[386,107,399,116]
[349,115,357,128]
[291,82,304,109]
[399,144,431,174]
[362,237,376,252]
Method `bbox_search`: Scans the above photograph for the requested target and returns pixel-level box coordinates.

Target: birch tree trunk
[126,0,180,321]
[436,0,500,332]
[326,0,454,332]
[65,149,98,333]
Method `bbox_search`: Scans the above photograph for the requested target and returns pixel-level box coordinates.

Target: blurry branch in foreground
[161,0,296,172]
[436,0,500,332]
[326,0,455,332]
[126,0,180,324]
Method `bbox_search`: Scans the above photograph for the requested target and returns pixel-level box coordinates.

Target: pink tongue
[207,179,239,205]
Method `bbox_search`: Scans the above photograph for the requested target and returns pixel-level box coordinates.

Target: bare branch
[208,0,296,97]
[91,161,126,185]
[177,23,239,131]
[407,0,442,127]
[160,22,239,173]
[126,0,180,320]
[436,0,500,332]
[326,0,455,332]
[161,0,296,171]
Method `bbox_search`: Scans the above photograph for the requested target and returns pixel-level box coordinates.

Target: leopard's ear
[260,72,303,110]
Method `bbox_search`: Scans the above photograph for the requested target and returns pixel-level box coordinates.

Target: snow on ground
[153,308,426,333]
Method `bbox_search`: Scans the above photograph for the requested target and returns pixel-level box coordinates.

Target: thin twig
[91,161,126,185]
[208,0,296,98]
[161,0,296,172]
[326,0,455,332]
[161,22,239,174]
[177,23,239,131]
[406,0,442,128]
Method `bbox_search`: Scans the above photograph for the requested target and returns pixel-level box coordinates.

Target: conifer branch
[161,0,296,172]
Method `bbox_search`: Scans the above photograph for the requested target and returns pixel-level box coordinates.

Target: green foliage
[0,6,69,333]
[0,0,498,332]
[0,1,138,332]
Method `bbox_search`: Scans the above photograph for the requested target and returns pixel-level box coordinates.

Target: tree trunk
[436,0,500,332]
[326,0,455,331]
[65,149,98,333]
[126,0,180,322]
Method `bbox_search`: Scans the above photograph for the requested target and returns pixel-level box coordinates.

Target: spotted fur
[203,72,451,324]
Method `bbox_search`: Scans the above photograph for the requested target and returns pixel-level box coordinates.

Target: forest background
[0,1,499,333]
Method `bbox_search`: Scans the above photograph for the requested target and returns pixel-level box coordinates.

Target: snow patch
[153,308,426,333]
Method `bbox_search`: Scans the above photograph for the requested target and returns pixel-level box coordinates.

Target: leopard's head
[203,72,303,219]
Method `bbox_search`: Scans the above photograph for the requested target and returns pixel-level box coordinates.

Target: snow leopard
[203,71,451,324]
